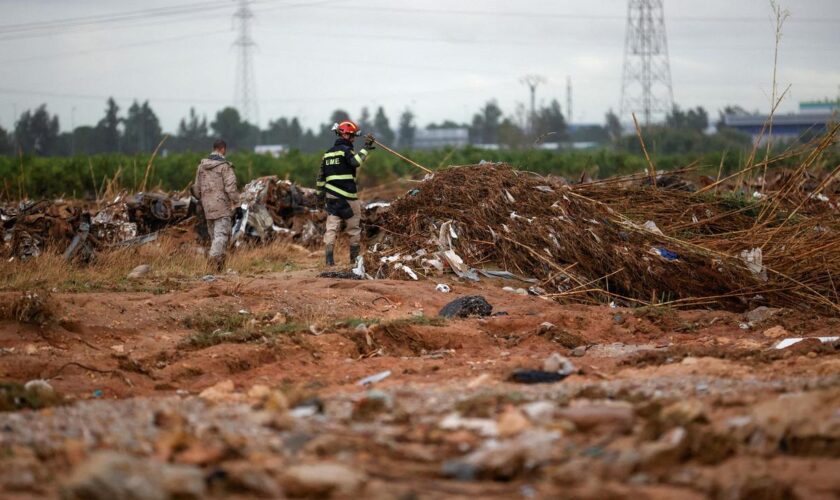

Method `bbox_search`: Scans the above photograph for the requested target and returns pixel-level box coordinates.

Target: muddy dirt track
[1,263,840,499]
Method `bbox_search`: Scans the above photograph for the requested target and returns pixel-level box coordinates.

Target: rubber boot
[325,245,335,266]
[349,245,360,264]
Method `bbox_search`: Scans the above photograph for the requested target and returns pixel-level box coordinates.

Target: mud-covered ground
[1,254,840,499]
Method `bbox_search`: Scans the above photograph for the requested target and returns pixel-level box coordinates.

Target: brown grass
[0,236,319,292]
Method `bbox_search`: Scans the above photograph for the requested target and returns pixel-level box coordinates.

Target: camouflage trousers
[208,216,232,258]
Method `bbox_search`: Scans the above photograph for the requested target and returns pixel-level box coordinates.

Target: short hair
[213,139,227,151]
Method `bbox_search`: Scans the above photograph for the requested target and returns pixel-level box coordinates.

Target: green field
[0,146,835,200]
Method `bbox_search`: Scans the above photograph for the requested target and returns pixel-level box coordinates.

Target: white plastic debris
[352,256,365,278]
[535,185,554,193]
[441,250,479,281]
[365,201,391,209]
[504,190,516,203]
[774,337,838,350]
[436,284,451,293]
[752,191,765,200]
[394,263,418,280]
[357,370,392,386]
[643,220,664,235]
[814,193,830,202]
[739,247,767,281]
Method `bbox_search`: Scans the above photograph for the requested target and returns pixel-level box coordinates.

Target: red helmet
[333,120,361,136]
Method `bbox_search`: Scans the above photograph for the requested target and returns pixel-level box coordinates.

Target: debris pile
[367,163,840,314]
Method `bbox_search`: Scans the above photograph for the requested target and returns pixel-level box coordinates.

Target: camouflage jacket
[194,153,239,220]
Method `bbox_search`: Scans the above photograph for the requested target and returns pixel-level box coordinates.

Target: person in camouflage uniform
[194,139,239,271]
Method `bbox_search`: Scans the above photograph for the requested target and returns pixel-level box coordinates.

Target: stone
[220,461,282,498]
[542,352,575,376]
[746,306,782,324]
[442,430,561,481]
[23,379,55,399]
[555,403,634,433]
[198,379,236,403]
[280,462,366,497]
[639,427,688,468]
[570,346,587,357]
[497,406,532,437]
[762,325,790,339]
[60,451,205,500]
[661,399,708,426]
[537,322,556,334]
[521,401,556,423]
[127,264,151,279]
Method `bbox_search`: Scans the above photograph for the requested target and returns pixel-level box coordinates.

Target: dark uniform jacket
[316,138,370,200]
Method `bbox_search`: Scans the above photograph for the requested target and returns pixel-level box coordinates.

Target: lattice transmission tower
[620,0,674,124]
[233,0,258,125]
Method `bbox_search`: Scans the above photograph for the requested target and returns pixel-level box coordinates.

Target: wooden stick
[373,140,433,174]
[632,112,656,187]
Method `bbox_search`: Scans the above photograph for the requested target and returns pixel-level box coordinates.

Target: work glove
[363,133,376,150]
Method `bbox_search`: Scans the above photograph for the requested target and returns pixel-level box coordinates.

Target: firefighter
[316,120,375,265]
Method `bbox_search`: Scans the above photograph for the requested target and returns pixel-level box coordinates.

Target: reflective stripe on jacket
[316,138,370,199]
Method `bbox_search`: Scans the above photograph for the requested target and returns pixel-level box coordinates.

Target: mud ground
[1,254,839,499]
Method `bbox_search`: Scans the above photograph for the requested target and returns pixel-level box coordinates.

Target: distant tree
[211,107,252,150]
[0,124,13,155]
[94,97,121,153]
[605,109,623,143]
[287,117,303,149]
[716,105,748,130]
[123,100,162,153]
[427,120,465,130]
[176,107,210,152]
[14,104,60,155]
[498,118,526,148]
[666,106,709,132]
[397,109,416,149]
[533,99,567,142]
[470,101,503,144]
[71,126,97,155]
[372,106,395,145]
[358,107,372,134]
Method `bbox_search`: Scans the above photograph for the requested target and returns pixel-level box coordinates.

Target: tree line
[0,96,756,157]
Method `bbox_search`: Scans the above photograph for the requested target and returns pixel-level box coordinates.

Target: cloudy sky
[0,0,838,134]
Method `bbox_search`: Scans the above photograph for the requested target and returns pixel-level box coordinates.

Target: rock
[570,346,587,357]
[661,399,708,426]
[127,264,151,279]
[270,312,287,324]
[542,352,575,375]
[199,379,236,403]
[439,413,499,437]
[746,306,781,324]
[280,462,366,497]
[220,461,282,498]
[438,295,493,318]
[520,401,556,423]
[762,325,790,339]
[556,403,634,433]
[639,427,688,468]
[23,379,55,399]
[537,322,555,334]
[61,451,205,500]
[497,406,532,437]
[442,430,560,481]
[502,286,528,295]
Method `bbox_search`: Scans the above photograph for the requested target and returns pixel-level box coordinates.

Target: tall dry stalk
[761,1,790,192]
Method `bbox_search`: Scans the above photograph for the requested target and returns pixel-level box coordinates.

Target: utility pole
[620,0,674,124]
[566,76,573,126]
[233,0,258,127]
[520,74,546,135]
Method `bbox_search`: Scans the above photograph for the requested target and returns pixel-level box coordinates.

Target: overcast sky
[0,0,838,134]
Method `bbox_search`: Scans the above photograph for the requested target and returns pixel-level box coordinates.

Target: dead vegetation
[0,290,60,325]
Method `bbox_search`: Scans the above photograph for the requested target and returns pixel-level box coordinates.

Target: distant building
[413,127,469,150]
[254,144,287,157]
[723,100,839,143]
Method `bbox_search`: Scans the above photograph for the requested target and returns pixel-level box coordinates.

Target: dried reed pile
[367,163,840,314]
